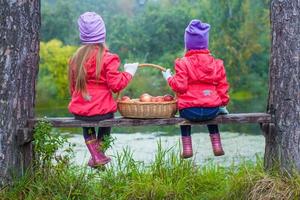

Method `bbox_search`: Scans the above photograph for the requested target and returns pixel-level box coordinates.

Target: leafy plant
[33,119,73,168]
[101,134,116,152]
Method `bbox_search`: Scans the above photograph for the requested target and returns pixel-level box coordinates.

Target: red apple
[163,94,174,101]
[156,96,164,102]
[121,96,131,102]
[151,96,158,102]
[139,93,152,102]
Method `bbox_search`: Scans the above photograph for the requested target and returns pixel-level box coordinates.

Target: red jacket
[168,50,229,110]
[68,48,132,116]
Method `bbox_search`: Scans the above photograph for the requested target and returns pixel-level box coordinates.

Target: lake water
[61,131,265,167]
[37,105,265,166]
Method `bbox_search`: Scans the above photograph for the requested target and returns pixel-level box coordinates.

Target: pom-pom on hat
[78,12,106,44]
[184,19,210,50]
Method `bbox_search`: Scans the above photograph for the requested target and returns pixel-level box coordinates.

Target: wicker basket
[117,63,178,119]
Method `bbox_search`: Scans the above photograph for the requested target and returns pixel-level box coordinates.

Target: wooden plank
[17,128,33,145]
[28,113,271,128]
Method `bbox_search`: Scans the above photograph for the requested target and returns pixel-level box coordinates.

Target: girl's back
[176,49,225,85]
[169,49,229,110]
[68,45,132,116]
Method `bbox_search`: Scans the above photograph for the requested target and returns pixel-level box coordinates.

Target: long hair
[68,44,105,99]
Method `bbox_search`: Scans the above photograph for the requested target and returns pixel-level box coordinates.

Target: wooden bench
[18,113,270,145]
[28,113,271,128]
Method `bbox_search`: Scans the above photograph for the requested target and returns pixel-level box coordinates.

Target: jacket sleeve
[105,54,133,93]
[216,60,230,106]
[167,59,188,94]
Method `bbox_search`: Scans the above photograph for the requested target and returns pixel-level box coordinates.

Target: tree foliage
[39,0,270,113]
[38,40,76,102]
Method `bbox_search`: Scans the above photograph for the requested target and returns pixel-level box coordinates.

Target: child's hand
[162,69,172,80]
[124,63,138,76]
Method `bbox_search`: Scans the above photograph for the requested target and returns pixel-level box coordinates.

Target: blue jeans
[179,107,220,136]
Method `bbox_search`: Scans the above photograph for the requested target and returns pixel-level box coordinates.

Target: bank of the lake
[63,131,264,167]
[2,143,300,200]
[12,107,297,199]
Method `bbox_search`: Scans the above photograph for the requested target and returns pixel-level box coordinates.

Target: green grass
[1,144,300,200]
[1,122,299,200]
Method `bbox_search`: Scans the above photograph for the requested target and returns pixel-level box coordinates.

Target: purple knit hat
[78,12,106,44]
[184,19,210,50]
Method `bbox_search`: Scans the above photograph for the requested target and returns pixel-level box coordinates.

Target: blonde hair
[68,44,105,99]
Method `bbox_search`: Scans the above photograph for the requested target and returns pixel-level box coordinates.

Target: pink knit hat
[78,12,106,44]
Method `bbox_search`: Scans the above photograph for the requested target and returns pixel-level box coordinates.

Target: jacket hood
[183,50,221,83]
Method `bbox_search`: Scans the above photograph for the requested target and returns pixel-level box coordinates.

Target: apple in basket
[156,96,165,102]
[121,96,131,102]
[139,93,152,102]
[151,96,158,102]
[163,94,174,101]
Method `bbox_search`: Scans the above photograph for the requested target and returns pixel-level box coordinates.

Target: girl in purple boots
[68,12,138,167]
[162,19,230,158]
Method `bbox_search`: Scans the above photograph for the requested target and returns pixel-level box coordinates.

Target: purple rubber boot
[85,138,111,167]
[210,133,225,156]
[87,140,104,167]
[181,136,193,158]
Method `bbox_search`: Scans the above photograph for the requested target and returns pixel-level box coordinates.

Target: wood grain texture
[28,113,271,128]
[0,1,40,186]
[265,0,300,172]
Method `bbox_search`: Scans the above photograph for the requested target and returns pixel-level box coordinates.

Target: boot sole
[214,152,225,156]
[88,158,111,168]
[181,154,193,159]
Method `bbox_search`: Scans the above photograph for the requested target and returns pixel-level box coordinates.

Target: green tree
[39,0,270,117]
[41,1,77,44]
[38,40,77,103]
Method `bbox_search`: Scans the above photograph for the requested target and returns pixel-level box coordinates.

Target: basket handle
[138,63,166,72]
[116,63,172,100]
